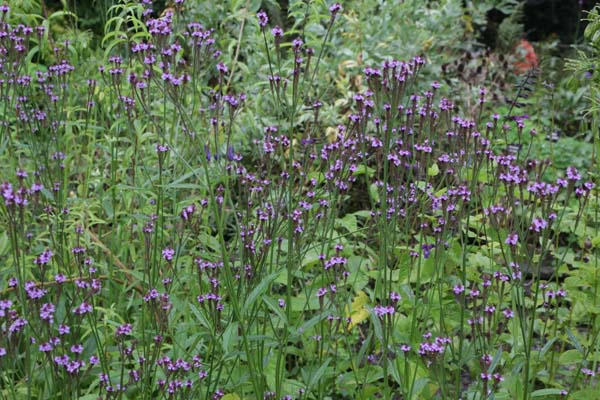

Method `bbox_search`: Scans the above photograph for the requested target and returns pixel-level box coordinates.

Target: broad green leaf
[346,290,370,330]
[427,163,439,176]
[558,349,583,365]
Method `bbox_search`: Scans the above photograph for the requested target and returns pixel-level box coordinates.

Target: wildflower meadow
[1,0,599,399]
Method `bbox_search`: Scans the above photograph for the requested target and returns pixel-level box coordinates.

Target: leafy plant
[0,1,598,399]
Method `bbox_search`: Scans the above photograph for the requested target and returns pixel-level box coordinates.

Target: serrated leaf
[427,163,440,176]
[348,308,370,331]
[346,290,370,330]
[336,214,358,233]
[352,290,369,310]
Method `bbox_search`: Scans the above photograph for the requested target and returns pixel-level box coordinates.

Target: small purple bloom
[162,247,175,261]
[529,217,547,232]
[71,344,84,354]
[257,11,269,28]
[566,166,581,182]
[329,2,342,15]
[72,302,93,315]
[216,62,228,74]
[272,26,283,38]
[453,284,464,295]
[115,323,133,338]
[505,232,518,246]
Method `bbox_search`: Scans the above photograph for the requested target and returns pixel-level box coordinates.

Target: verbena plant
[0,1,598,399]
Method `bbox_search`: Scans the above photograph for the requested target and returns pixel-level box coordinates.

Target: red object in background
[513,39,539,74]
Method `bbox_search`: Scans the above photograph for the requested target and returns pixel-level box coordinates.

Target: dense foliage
[0,1,599,399]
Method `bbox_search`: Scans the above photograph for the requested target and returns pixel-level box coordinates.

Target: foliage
[0,1,598,400]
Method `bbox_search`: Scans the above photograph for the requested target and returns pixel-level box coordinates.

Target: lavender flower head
[257,11,268,28]
[329,3,342,16]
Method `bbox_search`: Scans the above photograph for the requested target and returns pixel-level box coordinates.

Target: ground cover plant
[1,0,599,399]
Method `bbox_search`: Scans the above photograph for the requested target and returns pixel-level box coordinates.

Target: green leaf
[262,296,288,324]
[566,329,584,353]
[222,321,239,354]
[427,163,440,176]
[243,272,279,313]
[336,214,358,234]
[369,183,380,203]
[489,347,504,373]
[540,337,558,358]
[558,349,583,365]
[307,358,331,389]
[531,388,564,397]
[411,377,430,398]
[368,308,384,341]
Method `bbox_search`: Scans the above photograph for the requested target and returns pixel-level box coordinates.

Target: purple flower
[374,305,395,318]
[505,232,518,246]
[271,26,283,38]
[390,292,401,302]
[257,11,269,28]
[40,303,55,322]
[115,323,133,337]
[217,62,228,74]
[329,2,342,15]
[71,344,84,354]
[39,342,53,352]
[162,247,175,261]
[529,217,547,232]
[292,38,303,53]
[453,284,464,295]
[9,318,28,333]
[582,368,595,377]
[72,302,93,315]
[566,166,581,182]
[155,143,169,153]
